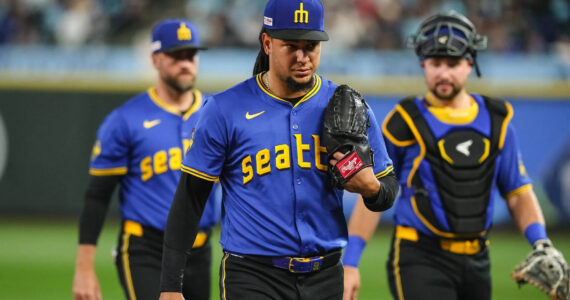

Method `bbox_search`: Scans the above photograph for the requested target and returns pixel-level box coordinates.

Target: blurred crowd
[0,0,569,54]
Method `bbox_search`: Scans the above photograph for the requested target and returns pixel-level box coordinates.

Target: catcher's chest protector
[392,96,510,236]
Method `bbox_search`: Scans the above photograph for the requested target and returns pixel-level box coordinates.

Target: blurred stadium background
[0,0,569,299]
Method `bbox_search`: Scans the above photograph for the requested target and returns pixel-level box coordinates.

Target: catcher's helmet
[407,11,487,76]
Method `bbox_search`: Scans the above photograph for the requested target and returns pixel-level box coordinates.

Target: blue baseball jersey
[384,94,532,237]
[89,88,219,231]
[182,74,393,256]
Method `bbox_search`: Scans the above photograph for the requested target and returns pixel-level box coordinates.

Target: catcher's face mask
[407,11,487,77]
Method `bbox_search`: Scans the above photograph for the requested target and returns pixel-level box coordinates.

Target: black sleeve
[362,172,399,212]
[78,175,121,245]
[160,172,214,293]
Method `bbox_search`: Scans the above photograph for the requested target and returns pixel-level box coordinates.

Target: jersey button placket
[290,107,306,251]
[291,107,299,131]
[179,119,187,150]
[180,121,186,140]
[291,116,300,184]
[291,108,300,187]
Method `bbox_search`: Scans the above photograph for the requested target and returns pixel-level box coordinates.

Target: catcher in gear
[342,11,569,300]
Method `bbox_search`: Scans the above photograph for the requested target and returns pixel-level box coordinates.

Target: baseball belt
[238,249,342,273]
[395,225,488,255]
[123,220,209,248]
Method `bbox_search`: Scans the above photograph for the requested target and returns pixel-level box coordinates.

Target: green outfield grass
[0,219,568,299]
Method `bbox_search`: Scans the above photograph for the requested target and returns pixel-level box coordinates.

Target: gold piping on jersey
[255,73,322,108]
[89,167,128,176]
[498,102,514,150]
[425,93,479,125]
[393,237,405,300]
[147,88,203,118]
[222,253,230,300]
[382,109,416,147]
[505,183,533,199]
[180,165,219,181]
[183,89,203,120]
[375,165,394,179]
[121,232,137,300]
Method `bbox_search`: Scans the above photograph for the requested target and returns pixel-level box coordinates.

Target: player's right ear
[151,53,160,69]
[261,33,272,55]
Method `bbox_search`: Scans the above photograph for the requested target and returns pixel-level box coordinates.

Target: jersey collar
[147,87,202,120]
[255,72,321,108]
[424,92,478,124]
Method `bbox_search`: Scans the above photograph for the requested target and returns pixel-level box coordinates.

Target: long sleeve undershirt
[160,172,214,292]
[78,175,121,245]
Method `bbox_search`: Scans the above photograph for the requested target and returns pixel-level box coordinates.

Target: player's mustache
[177,69,194,76]
[436,81,454,87]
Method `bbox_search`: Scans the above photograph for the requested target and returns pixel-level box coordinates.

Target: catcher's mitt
[323,84,373,189]
[511,239,570,300]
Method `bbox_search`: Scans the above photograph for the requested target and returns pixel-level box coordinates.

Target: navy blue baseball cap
[151,19,207,53]
[263,0,329,41]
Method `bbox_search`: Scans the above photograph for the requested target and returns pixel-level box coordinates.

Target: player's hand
[323,85,374,190]
[343,265,361,300]
[72,266,102,300]
[330,152,380,197]
[159,292,185,300]
[73,245,102,300]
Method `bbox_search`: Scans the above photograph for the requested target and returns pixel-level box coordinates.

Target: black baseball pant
[219,252,344,300]
[386,230,491,300]
[115,222,211,300]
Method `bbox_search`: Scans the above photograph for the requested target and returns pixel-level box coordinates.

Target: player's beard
[164,71,195,94]
[431,82,461,101]
[285,76,314,93]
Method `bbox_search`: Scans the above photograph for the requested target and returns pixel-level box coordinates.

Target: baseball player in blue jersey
[342,11,569,300]
[159,1,398,299]
[72,20,219,300]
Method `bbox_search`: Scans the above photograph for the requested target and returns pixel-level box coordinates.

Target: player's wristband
[524,222,548,246]
[342,235,367,267]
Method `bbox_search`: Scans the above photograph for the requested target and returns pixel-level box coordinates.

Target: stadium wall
[0,88,568,225]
